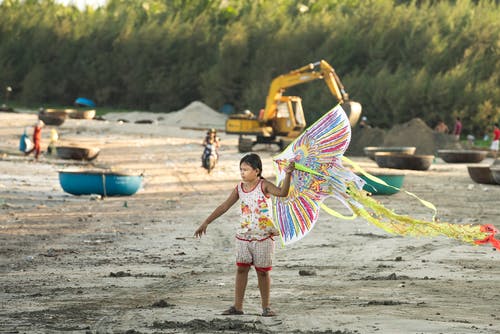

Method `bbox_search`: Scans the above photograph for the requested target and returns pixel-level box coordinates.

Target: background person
[359,116,370,129]
[466,134,475,148]
[201,129,220,166]
[202,129,220,152]
[25,120,44,160]
[434,120,449,134]
[453,117,462,140]
[47,128,59,155]
[490,123,500,159]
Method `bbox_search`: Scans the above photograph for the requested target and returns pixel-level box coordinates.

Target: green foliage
[0,0,498,136]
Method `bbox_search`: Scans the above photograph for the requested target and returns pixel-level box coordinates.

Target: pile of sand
[102,101,227,129]
[160,101,227,129]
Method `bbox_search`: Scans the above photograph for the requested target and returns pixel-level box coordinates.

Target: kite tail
[474,224,500,249]
[346,186,500,250]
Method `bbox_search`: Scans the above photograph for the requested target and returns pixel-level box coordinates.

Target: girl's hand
[269,227,281,237]
[194,222,209,238]
[285,161,295,174]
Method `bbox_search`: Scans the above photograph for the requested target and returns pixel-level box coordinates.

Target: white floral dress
[236,179,279,241]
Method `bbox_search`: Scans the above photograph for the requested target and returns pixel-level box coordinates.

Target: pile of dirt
[347,118,462,156]
[347,126,386,155]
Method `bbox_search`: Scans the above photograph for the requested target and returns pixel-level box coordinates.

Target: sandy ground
[1,110,500,334]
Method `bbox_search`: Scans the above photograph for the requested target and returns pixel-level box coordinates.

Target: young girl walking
[194,153,294,317]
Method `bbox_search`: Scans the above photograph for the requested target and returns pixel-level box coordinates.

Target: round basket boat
[438,150,488,163]
[58,168,143,196]
[68,109,96,120]
[467,166,497,185]
[56,146,100,161]
[0,104,15,112]
[38,109,69,126]
[357,173,405,195]
[375,152,434,171]
[364,146,416,160]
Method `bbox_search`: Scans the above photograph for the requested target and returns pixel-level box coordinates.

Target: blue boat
[58,169,143,196]
[75,97,96,108]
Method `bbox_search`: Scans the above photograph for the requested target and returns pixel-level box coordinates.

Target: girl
[194,153,294,317]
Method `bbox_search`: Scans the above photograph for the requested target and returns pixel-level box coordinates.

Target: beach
[1,106,500,334]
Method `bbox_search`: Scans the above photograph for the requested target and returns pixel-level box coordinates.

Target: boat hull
[438,150,488,163]
[467,166,497,185]
[56,146,100,161]
[59,170,143,196]
[358,173,405,195]
[489,167,500,185]
[364,146,416,161]
[39,109,70,126]
[68,109,96,119]
[375,152,433,171]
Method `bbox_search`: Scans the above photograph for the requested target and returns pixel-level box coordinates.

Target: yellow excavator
[225,60,362,152]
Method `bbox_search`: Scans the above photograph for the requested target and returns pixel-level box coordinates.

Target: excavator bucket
[341,101,362,127]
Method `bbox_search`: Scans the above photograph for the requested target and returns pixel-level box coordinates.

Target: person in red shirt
[25,120,44,160]
[490,123,500,159]
[453,117,462,141]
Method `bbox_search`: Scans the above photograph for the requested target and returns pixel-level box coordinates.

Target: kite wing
[272,105,364,245]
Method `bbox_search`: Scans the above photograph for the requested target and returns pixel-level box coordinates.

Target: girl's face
[240,162,259,182]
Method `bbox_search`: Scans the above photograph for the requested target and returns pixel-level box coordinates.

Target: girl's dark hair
[240,153,263,178]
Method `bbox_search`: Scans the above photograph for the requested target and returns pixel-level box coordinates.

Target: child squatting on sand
[194,153,295,317]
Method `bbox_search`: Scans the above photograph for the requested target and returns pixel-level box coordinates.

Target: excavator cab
[273,97,306,136]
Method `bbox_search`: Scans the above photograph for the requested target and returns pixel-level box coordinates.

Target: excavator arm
[262,60,352,121]
[225,59,362,152]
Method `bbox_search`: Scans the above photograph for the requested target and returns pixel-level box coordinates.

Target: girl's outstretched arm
[194,187,239,238]
[264,161,295,197]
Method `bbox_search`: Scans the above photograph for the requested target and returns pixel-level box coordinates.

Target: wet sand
[1,111,500,333]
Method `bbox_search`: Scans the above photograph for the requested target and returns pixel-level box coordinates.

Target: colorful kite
[272,105,500,251]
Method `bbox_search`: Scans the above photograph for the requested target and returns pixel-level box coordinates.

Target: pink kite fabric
[272,105,500,251]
